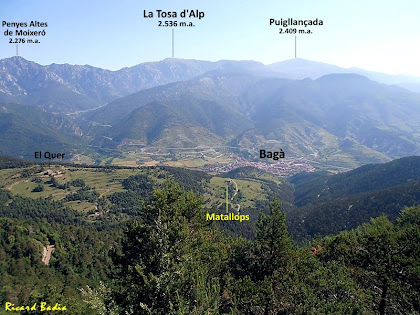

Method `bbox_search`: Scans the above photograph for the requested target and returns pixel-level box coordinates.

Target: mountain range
[83,71,420,167]
[0,57,266,113]
[268,58,420,92]
[1,56,420,167]
[2,56,420,114]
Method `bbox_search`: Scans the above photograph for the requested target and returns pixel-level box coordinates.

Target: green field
[0,165,137,212]
[205,176,268,212]
[106,149,235,171]
[0,163,282,219]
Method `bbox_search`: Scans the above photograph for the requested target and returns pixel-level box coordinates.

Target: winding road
[227,179,241,214]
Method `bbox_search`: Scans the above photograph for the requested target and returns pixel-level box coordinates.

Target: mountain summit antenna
[16,44,19,57]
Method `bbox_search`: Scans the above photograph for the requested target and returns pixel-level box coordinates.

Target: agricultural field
[108,149,234,170]
[0,163,289,220]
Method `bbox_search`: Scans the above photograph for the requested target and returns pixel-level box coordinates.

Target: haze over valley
[1,56,420,172]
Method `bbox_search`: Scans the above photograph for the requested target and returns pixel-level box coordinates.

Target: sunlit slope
[86,72,420,167]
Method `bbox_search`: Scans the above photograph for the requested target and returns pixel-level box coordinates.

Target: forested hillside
[0,103,84,158]
[84,183,419,314]
[0,217,121,315]
[287,156,420,241]
[0,156,419,313]
[289,156,420,207]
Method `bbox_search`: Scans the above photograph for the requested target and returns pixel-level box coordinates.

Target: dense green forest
[82,182,419,314]
[287,156,420,241]
[288,181,420,240]
[0,156,419,314]
[1,182,419,314]
[289,156,420,207]
[0,218,120,315]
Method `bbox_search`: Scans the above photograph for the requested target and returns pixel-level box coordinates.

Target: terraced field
[0,164,292,226]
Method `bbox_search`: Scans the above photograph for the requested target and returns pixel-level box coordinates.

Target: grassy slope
[0,164,284,220]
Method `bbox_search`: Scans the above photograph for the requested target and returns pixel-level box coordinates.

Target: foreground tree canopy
[81,182,420,314]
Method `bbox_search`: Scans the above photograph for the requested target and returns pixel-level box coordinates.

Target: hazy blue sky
[1,0,419,76]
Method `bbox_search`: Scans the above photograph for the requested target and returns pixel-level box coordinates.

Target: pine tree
[320,206,420,314]
[255,198,293,278]
[111,181,228,314]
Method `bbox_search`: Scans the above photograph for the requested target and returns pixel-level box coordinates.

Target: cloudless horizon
[1,0,420,76]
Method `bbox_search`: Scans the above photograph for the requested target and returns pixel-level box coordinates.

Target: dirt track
[42,245,55,265]
[228,179,241,214]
